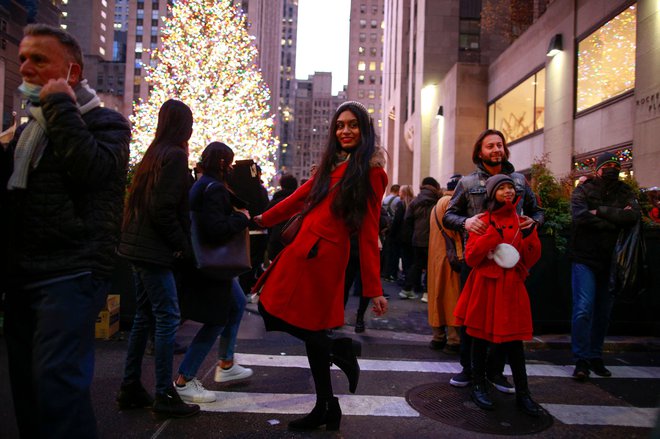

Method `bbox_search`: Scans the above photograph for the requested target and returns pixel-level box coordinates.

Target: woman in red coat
[454,174,544,417]
[254,101,388,431]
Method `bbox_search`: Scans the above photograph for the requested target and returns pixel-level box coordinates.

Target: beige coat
[427,193,463,327]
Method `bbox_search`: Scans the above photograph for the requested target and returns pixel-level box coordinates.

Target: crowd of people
[0,24,646,437]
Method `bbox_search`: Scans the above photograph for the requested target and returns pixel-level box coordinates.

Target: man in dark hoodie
[399,177,441,300]
[443,129,544,393]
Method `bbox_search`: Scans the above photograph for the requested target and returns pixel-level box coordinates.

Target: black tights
[259,302,333,399]
[471,338,529,393]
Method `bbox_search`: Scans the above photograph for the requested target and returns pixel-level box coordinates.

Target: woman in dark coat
[174,142,253,403]
[253,101,389,431]
[116,99,199,418]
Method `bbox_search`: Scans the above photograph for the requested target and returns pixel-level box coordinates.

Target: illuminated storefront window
[573,146,634,181]
[576,5,636,113]
[487,69,545,143]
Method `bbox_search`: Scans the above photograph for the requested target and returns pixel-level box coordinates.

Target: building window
[358,90,365,98]
[487,68,546,143]
[358,46,365,55]
[370,20,378,28]
[360,4,366,13]
[358,75,365,84]
[368,90,375,99]
[369,75,376,85]
[360,19,366,28]
[370,47,377,56]
[359,33,366,42]
[358,61,366,71]
[576,4,636,113]
[369,61,376,71]
[370,33,377,43]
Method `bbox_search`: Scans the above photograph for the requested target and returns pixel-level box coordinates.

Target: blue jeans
[4,274,108,439]
[178,278,246,378]
[122,263,181,394]
[571,263,614,361]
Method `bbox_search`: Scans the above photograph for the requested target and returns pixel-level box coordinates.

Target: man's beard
[482,156,503,167]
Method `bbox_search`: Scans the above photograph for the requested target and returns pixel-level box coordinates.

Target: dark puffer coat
[0,92,130,285]
[404,185,441,247]
[117,147,193,268]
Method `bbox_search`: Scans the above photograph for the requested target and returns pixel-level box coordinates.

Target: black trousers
[471,338,529,393]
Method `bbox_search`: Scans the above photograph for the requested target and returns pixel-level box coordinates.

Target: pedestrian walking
[115,99,200,418]
[174,142,254,404]
[253,101,388,431]
[454,174,544,417]
[443,129,544,392]
[1,24,130,439]
[569,152,640,381]
[427,174,463,353]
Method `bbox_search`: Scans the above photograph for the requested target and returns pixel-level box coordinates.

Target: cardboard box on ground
[96,294,120,339]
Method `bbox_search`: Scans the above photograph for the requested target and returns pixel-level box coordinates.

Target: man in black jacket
[0,25,130,438]
[443,129,544,393]
[569,152,640,381]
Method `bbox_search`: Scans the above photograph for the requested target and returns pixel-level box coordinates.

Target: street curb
[245,302,658,352]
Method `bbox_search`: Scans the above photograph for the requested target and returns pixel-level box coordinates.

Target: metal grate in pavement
[406,382,553,435]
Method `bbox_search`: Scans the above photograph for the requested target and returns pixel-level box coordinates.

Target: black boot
[355,315,365,333]
[288,397,342,431]
[516,391,543,417]
[331,338,361,393]
[152,386,200,418]
[116,381,154,409]
[470,384,495,411]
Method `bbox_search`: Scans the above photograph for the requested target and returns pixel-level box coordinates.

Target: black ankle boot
[355,315,365,333]
[288,397,342,431]
[516,391,543,417]
[470,384,495,411]
[331,338,361,393]
[117,381,153,409]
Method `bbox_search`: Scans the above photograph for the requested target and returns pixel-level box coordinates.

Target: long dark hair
[123,99,193,229]
[199,142,234,184]
[306,101,377,232]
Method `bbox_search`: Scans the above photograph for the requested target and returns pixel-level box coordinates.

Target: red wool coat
[454,201,541,343]
[254,158,388,331]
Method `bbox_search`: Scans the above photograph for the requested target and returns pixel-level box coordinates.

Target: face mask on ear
[600,167,620,181]
[18,81,42,105]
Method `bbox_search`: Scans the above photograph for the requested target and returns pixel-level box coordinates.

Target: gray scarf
[7,80,101,190]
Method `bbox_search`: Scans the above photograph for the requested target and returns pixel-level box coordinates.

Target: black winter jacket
[443,161,544,232]
[569,177,640,271]
[404,185,441,247]
[117,147,193,268]
[0,92,130,285]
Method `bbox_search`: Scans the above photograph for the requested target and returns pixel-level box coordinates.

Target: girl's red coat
[454,201,541,343]
[254,160,387,331]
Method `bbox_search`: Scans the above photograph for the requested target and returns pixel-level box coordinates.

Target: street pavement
[1,278,659,438]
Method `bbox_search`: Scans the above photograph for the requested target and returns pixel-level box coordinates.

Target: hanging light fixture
[547,34,563,57]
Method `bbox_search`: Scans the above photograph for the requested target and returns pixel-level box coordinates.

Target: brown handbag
[279,213,304,246]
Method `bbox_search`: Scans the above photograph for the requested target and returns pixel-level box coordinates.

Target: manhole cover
[406,382,553,435]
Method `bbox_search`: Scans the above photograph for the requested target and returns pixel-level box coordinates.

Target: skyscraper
[278,0,298,173]
[347,0,384,131]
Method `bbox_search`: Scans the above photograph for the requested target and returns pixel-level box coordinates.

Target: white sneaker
[174,378,216,403]
[421,292,428,303]
[398,289,418,300]
[214,363,254,383]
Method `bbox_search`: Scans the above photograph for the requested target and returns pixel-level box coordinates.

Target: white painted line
[236,354,660,379]
[543,404,659,428]
[200,391,420,417]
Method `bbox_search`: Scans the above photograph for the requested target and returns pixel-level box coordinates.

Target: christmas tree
[130,0,278,185]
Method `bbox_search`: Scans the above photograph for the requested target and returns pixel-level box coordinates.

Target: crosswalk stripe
[200,392,419,417]
[542,404,659,428]
[236,353,660,379]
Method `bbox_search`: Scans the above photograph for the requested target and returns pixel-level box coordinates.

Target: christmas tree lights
[130,0,278,186]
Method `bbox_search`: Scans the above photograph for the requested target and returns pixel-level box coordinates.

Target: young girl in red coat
[454,174,544,417]
[253,101,389,431]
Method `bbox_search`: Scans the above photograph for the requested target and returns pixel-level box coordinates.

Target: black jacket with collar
[569,177,640,271]
[0,92,130,285]
[443,161,544,232]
